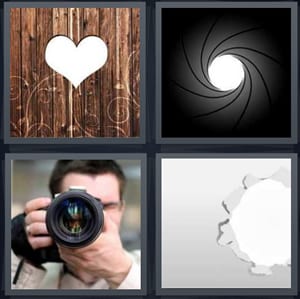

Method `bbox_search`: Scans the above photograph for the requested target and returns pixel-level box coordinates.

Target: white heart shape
[45,35,108,88]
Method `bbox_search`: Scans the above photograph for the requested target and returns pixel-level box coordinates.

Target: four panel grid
[2,0,299,297]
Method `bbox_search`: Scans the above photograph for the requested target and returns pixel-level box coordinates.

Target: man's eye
[103,203,120,210]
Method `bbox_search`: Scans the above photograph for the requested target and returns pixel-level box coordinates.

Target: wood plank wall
[10,8,140,138]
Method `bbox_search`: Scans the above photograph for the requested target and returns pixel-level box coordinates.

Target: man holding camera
[11,160,141,289]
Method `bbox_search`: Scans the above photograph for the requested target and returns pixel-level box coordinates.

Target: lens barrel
[46,190,104,248]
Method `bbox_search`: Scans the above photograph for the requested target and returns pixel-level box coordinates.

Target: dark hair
[48,160,126,199]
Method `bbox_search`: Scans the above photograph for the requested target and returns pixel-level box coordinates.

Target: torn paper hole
[217,167,291,275]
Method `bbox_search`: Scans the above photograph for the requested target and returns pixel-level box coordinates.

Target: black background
[162,8,292,138]
[1,0,300,299]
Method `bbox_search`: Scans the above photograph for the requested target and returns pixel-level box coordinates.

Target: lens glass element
[58,198,92,235]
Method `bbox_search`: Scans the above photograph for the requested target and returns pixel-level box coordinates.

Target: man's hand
[58,211,132,288]
[24,197,54,250]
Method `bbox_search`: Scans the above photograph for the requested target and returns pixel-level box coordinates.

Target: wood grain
[36,8,53,137]
[84,8,100,138]
[10,8,22,137]
[52,8,68,137]
[131,8,141,137]
[10,7,141,138]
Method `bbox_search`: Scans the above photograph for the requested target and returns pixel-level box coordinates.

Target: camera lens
[46,190,104,248]
[59,198,92,234]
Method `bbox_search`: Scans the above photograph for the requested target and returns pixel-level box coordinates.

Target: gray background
[161,158,291,288]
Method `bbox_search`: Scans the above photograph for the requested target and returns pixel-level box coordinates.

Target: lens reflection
[60,198,92,234]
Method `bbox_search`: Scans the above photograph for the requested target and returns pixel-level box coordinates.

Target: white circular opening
[208,55,245,91]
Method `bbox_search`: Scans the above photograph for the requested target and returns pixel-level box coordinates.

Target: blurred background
[11,159,141,251]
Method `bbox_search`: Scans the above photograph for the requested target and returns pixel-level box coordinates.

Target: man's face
[60,172,124,229]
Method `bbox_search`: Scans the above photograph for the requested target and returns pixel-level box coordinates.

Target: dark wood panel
[114,8,131,137]
[131,8,141,137]
[10,8,22,137]
[71,8,85,137]
[100,8,116,137]
[21,8,37,137]
[52,8,68,137]
[84,8,100,138]
[36,8,53,137]
[10,7,141,138]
